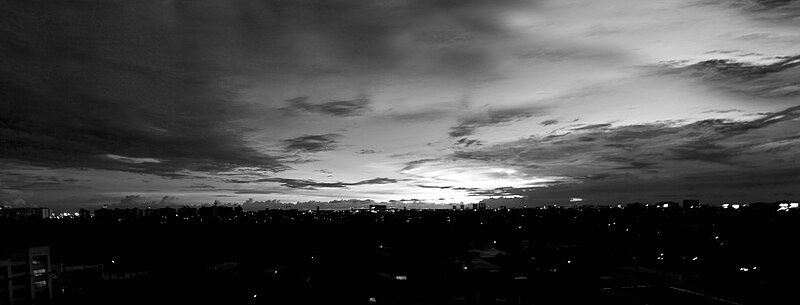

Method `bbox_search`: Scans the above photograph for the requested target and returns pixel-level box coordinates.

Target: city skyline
[3,0,800,210]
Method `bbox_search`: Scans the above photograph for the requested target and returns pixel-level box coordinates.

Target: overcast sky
[2,0,800,210]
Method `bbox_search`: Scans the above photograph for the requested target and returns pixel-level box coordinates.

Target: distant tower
[79,208,91,221]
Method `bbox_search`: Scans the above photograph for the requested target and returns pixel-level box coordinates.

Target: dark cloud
[450,105,800,201]
[357,149,379,154]
[662,55,800,97]
[507,166,800,205]
[283,96,370,117]
[401,158,439,171]
[449,107,547,137]
[388,109,453,122]
[540,119,559,126]
[703,109,744,114]
[0,171,85,192]
[456,138,483,147]
[186,183,217,190]
[415,184,453,189]
[0,1,289,177]
[282,134,342,153]
[1,0,538,178]
[226,177,400,189]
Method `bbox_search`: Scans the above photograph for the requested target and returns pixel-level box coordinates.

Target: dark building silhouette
[78,209,91,221]
[93,208,143,223]
[683,199,700,209]
[177,206,198,220]
[198,204,241,221]
[0,246,53,304]
[0,208,50,222]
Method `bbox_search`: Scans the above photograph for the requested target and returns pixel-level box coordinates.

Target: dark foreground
[2,204,799,304]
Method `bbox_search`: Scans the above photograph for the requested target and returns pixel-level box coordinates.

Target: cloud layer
[2,0,800,208]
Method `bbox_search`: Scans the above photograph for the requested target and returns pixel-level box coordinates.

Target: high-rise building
[0,246,54,304]
[78,209,91,221]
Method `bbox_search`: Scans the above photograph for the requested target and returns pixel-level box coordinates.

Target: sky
[2,0,800,210]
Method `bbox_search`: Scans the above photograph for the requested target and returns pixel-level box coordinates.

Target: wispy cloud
[282,134,342,153]
[661,55,800,97]
[449,107,547,137]
[226,177,401,189]
[283,96,371,117]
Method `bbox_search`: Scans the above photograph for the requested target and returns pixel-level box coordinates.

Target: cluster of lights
[53,212,80,219]
[739,266,758,272]
[722,204,741,209]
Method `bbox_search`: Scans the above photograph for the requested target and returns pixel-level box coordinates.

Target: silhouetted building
[369,205,387,211]
[198,204,237,221]
[626,202,644,210]
[472,204,478,210]
[93,208,143,223]
[177,206,197,219]
[478,203,487,210]
[78,209,91,221]
[0,208,50,222]
[683,199,700,209]
[0,246,53,304]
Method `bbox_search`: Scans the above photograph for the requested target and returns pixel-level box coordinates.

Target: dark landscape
[3,202,799,304]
